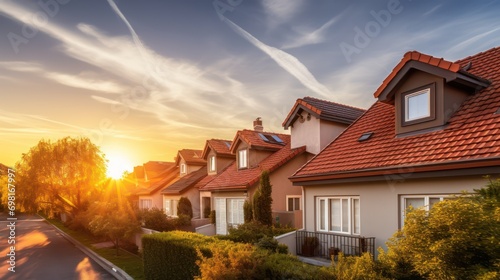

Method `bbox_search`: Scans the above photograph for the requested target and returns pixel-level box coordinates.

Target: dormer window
[238,149,248,169]
[209,156,216,172]
[180,163,186,174]
[401,83,436,127]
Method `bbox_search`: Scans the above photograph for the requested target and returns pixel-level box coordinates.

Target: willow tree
[15,137,107,214]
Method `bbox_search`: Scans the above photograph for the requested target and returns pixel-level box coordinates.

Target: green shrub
[203,205,211,219]
[329,252,387,280]
[255,236,288,254]
[141,208,175,232]
[209,210,216,224]
[221,221,295,244]
[196,241,261,280]
[175,214,192,227]
[142,231,213,280]
[177,197,193,219]
[253,171,273,226]
[243,199,253,223]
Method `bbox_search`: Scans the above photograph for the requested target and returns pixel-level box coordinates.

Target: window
[287,196,301,211]
[180,163,186,174]
[400,195,451,226]
[238,149,248,169]
[401,83,436,127]
[317,197,360,235]
[165,199,178,217]
[215,197,245,235]
[209,156,216,172]
[139,199,152,210]
[405,88,431,121]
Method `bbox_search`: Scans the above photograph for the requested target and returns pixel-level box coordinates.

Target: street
[0,213,116,280]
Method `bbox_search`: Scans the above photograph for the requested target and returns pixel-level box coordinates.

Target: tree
[15,137,107,214]
[243,199,253,223]
[253,171,273,226]
[177,197,193,219]
[141,207,175,232]
[86,183,141,255]
[379,188,500,279]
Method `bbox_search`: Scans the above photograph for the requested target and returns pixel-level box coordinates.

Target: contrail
[223,17,332,99]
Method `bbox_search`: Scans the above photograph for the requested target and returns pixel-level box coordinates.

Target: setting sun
[106,153,133,179]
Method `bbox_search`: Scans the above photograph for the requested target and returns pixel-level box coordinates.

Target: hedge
[142,231,213,280]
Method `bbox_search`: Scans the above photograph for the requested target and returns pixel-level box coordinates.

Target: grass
[46,218,145,280]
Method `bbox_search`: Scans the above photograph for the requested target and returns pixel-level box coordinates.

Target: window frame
[286,195,301,211]
[139,199,152,210]
[316,196,360,235]
[401,83,436,126]
[209,155,216,172]
[238,149,248,169]
[165,199,179,217]
[400,194,452,227]
[180,163,186,174]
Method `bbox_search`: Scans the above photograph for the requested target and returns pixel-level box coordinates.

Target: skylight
[358,132,374,142]
[224,141,231,148]
[258,133,284,144]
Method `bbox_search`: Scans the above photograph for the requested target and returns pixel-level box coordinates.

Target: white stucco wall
[302,175,488,255]
[290,112,321,154]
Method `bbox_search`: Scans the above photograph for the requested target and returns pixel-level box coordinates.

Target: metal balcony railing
[296,230,375,260]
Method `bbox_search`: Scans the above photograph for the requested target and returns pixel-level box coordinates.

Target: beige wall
[290,112,321,154]
[319,120,349,150]
[268,153,308,212]
[302,175,488,253]
[163,186,201,218]
[207,150,234,175]
[290,111,349,154]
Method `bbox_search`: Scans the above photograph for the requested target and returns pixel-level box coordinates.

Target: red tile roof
[162,167,207,194]
[292,47,500,181]
[201,139,234,159]
[283,96,365,128]
[230,130,289,153]
[373,51,462,98]
[134,165,179,195]
[202,135,306,191]
[177,149,206,166]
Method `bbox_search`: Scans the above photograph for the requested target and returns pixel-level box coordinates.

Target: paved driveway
[0,213,116,280]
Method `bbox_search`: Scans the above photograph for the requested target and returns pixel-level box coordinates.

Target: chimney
[253,117,263,132]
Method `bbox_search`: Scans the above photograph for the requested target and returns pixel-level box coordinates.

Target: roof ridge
[303,96,366,111]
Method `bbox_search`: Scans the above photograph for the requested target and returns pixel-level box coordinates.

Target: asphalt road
[0,213,116,280]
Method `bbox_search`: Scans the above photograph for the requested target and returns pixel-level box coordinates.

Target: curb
[41,215,135,280]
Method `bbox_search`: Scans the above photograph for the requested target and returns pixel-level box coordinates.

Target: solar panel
[258,133,269,142]
[271,135,283,143]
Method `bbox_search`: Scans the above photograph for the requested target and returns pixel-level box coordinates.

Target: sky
[0,0,499,171]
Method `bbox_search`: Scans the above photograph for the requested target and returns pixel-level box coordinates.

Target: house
[289,47,499,259]
[132,161,178,210]
[199,139,236,218]
[283,96,365,154]
[160,149,206,218]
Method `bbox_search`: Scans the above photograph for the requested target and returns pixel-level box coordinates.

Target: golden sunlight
[106,153,133,179]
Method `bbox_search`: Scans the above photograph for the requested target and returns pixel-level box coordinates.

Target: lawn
[46,218,145,280]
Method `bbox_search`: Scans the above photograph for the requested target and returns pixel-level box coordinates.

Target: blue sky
[1,0,499,168]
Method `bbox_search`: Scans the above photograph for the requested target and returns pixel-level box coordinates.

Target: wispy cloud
[262,0,305,24]
[223,17,332,99]
[423,4,443,16]
[282,14,343,49]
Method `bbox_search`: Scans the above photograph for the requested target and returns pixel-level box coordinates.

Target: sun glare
[106,153,133,179]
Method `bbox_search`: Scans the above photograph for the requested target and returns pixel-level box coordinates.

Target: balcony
[296,231,375,260]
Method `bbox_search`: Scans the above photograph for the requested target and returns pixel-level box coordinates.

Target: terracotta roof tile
[293,47,500,180]
[230,130,290,153]
[202,135,306,191]
[201,139,234,159]
[177,149,206,166]
[374,51,462,98]
[161,167,207,194]
[283,96,365,128]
